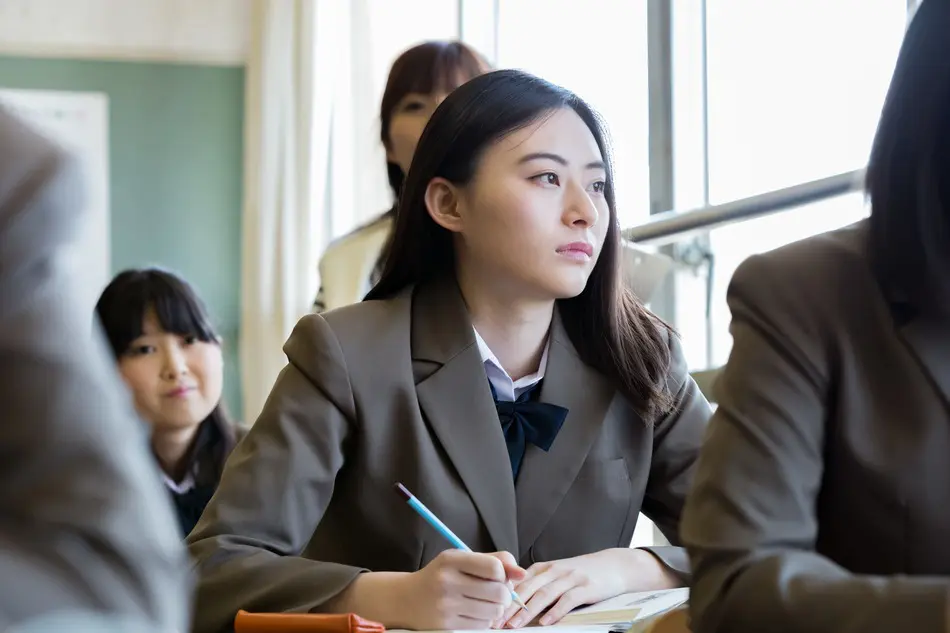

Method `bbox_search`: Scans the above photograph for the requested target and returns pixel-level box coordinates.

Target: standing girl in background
[313,40,491,312]
[95,268,245,537]
[188,69,709,633]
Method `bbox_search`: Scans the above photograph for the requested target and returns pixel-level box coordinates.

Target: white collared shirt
[162,470,196,494]
[472,327,550,402]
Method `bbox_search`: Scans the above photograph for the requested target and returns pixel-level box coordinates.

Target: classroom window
[495,0,652,228]
[704,0,906,203]
[673,0,907,369]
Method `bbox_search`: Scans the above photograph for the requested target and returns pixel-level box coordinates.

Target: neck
[456,268,555,381]
[151,425,201,482]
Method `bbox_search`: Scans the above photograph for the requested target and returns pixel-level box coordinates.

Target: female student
[680,3,950,633]
[313,40,491,312]
[95,268,244,537]
[187,69,711,633]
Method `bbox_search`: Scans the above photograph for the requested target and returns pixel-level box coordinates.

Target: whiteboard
[0,89,110,317]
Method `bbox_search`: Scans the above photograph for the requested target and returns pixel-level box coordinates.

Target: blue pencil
[395,482,529,613]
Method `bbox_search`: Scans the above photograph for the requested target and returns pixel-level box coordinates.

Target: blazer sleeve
[0,118,190,631]
[638,330,713,579]
[186,313,364,633]
[679,254,950,633]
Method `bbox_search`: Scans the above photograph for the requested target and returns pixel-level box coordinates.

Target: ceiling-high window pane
[705,0,906,203]
[331,0,459,234]
[496,1,651,228]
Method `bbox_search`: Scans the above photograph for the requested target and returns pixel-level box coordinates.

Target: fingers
[500,562,558,624]
[520,560,553,584]
[539,585,597,625]
[459,574,512,608]
[430,550,514,626]
[453,594,507,623]
[445,550,508,582]
[507,574,577,628]
[489,550,527,582]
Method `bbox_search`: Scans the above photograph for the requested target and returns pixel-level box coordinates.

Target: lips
[557,241,594,257]
[165,386,196,398]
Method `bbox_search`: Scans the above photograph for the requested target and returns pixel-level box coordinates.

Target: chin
[542,278,591,300]
[160,418,204,431]
[517,267,592,301]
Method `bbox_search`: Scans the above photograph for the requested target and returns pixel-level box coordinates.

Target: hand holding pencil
[396,483,529,630]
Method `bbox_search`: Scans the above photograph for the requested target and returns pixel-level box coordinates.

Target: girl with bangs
[313,40,491,312]
[95,268,244,537]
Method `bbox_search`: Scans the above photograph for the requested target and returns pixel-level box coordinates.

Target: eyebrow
[518,152,605,170]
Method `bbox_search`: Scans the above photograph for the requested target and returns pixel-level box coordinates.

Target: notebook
[557,588,689,626]
[390,588,690,633]
[388,624,619,633]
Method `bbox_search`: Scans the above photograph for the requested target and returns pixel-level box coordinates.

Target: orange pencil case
[234,610,386,633]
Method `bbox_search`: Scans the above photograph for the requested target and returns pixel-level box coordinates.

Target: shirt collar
[162,469,196,494]
[473,326,549,402]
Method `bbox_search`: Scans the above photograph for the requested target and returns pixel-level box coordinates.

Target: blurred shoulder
[0,107,83,305]
[231,422,250,444]
[730,220,874,316]
[0,106,75,223]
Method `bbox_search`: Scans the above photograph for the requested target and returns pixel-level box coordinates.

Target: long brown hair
[366,70,675,422]
[380,40,491,201]
[368,41,491,281]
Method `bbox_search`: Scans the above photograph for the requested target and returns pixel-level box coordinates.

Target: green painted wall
[0,56,246,418]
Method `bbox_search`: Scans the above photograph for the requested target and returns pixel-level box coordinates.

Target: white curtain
[240,0,386,423]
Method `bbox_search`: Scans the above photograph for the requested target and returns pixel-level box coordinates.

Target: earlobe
[425,177,464,233]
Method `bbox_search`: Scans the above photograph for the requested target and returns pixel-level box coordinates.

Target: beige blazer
[314,215,393,312]
[681,220,950,633]
[187,277,711,633]
[0,107,190,629]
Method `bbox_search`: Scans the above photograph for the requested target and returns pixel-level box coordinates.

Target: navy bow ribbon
[490,381,568,479]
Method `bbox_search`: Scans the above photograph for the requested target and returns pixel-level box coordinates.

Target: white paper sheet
[560,588,689,626]
[392,588,689,633]
[389,624,620,633]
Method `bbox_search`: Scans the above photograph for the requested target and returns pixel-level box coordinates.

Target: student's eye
[127,345,155,356]
[182,335,199,345]
[531,172,560,187]
[589,180,606,194]
[401,99,426,113]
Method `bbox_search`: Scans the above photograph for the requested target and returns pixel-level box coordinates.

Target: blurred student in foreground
[313,40,490,312]
[681,2,950,632]
[0,106,189,631]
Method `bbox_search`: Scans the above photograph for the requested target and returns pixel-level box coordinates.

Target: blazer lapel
[513,311,616,560]
[412,277,519,555]
[897,308,950,411]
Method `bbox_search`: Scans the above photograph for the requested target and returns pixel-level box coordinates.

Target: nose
[563,181,599,228]
[160,345,189,381]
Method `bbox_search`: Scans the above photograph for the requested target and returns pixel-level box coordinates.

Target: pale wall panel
[0,0,250,65]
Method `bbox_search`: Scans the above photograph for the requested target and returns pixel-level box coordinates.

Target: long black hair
[867,0,950,310]
[366,69,675,422]
[94,268,237,480]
